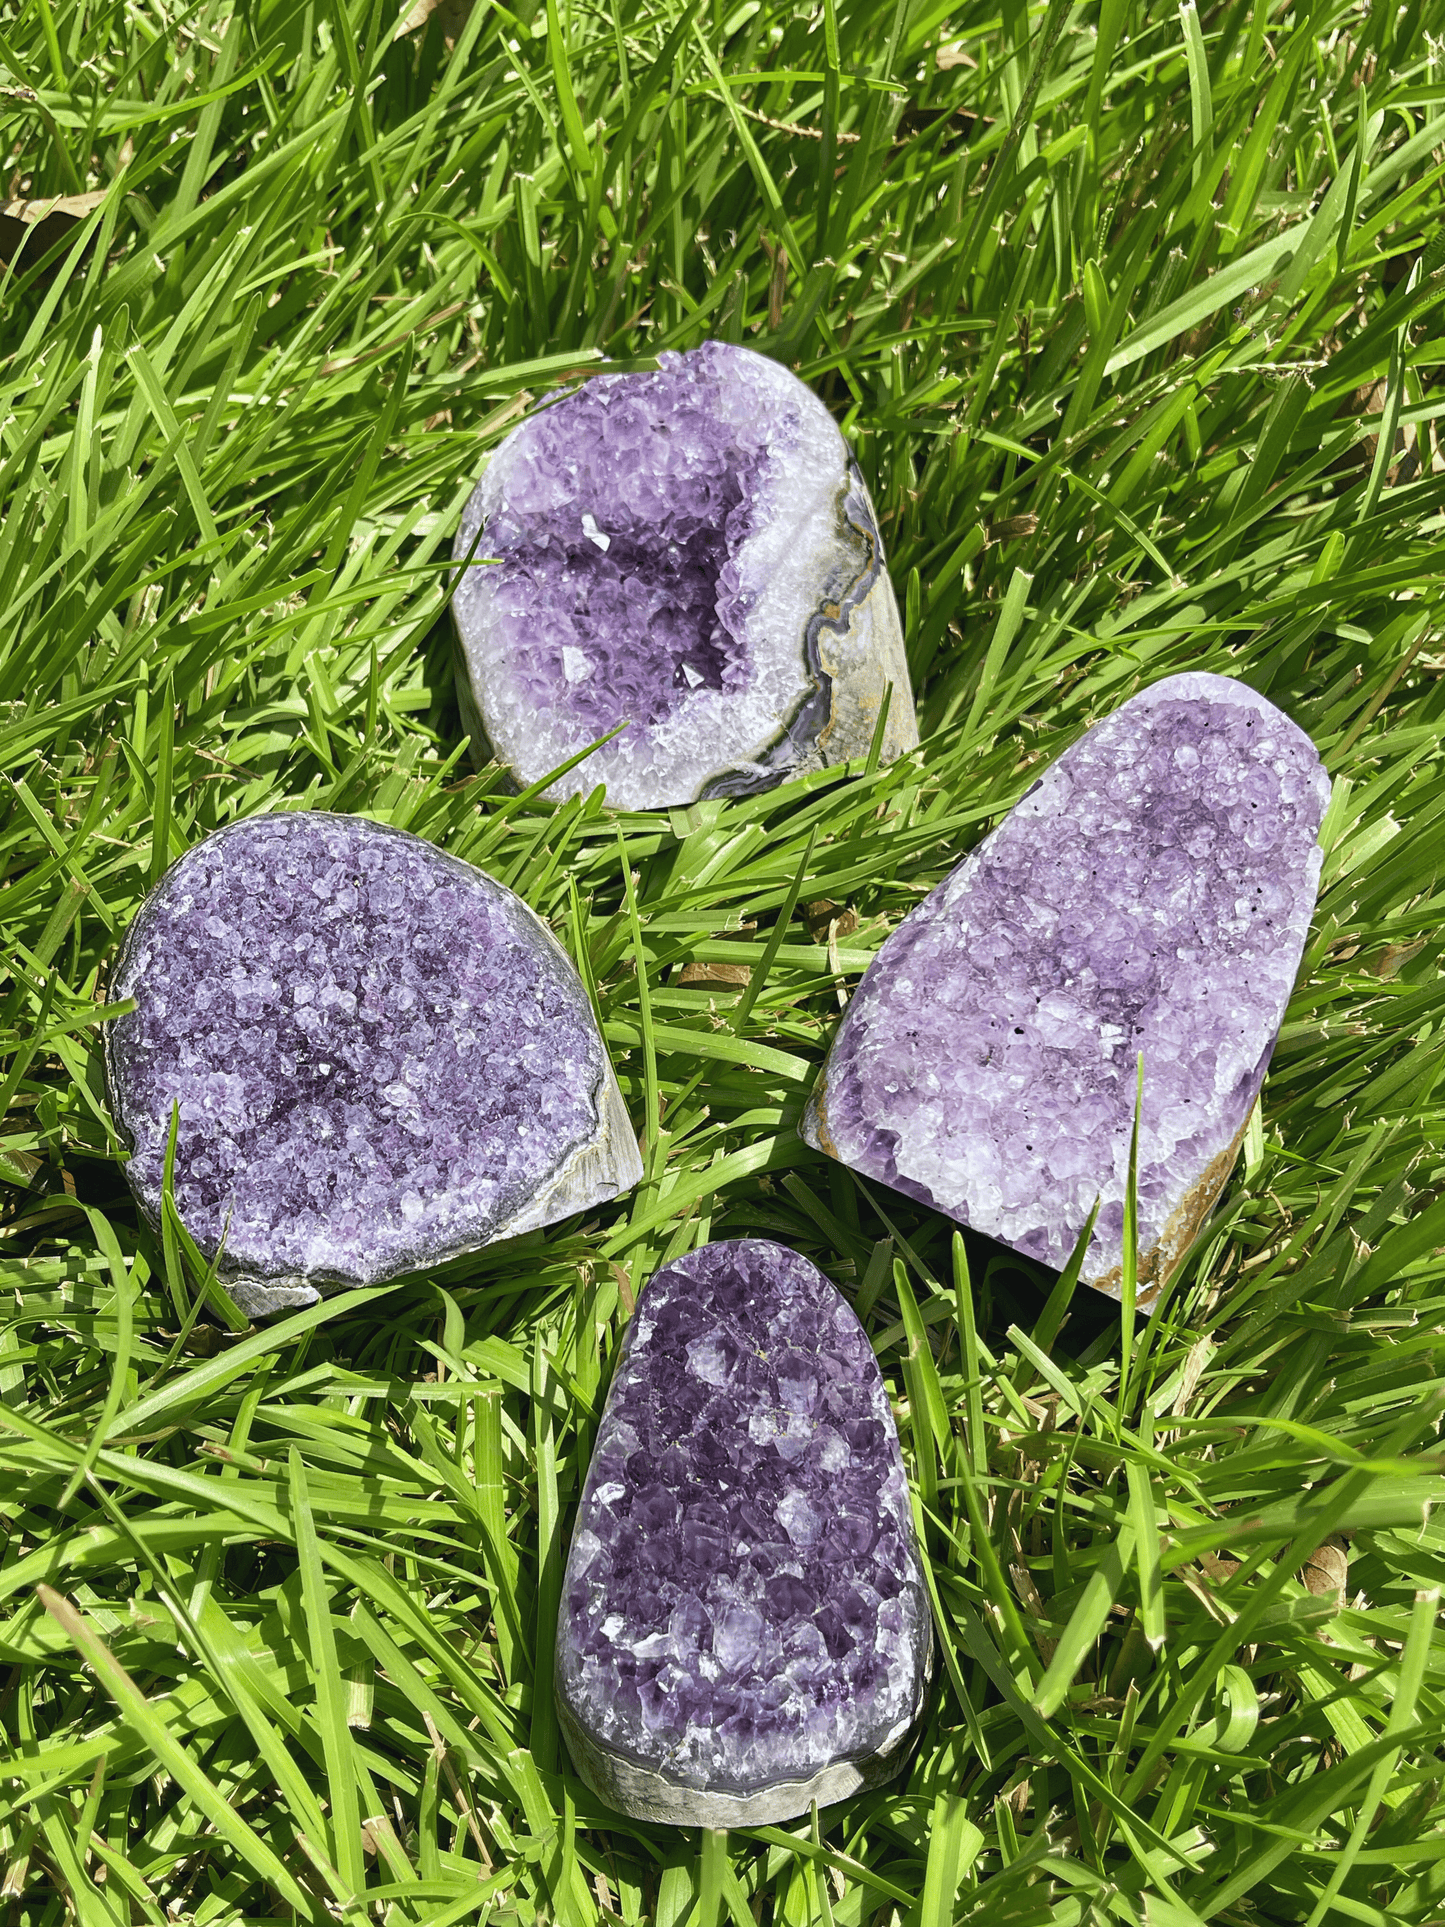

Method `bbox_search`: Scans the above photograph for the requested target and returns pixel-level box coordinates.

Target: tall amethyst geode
[804,673,1330,1303]
[452,341,917,809]
[556,1239,930,1826]
[104,813,641,1320]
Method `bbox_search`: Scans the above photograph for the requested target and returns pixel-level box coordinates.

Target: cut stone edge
[493,1054,643,1242]
[165,1056,640,1323]
[810,472,918,770]
[492,896,645,1239]
[556,1684,924,1828]
[449,611,507,777]
[805,1067,1252,1312]
[224,1277,327,1320]
[1084,1110,1252,1310]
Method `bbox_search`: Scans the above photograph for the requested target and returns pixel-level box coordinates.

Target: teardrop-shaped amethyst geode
[804,674,1330,1303]
[556,1239,931,1826]
[104,813,641,1319]
[452,341,917,809]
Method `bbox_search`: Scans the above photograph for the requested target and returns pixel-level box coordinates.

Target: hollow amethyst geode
[104,813,641,1319]
[556,1239,931,1826]
[804,673,1330,1303]
[452,341,917,808]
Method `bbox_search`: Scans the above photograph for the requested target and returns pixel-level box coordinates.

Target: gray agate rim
[555,1649,931,1827]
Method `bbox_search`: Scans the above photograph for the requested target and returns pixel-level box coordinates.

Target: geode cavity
[104,813,641,1319]
[556,1239,931,1826]
[804,673,1330,1302]
[452,341,917,809]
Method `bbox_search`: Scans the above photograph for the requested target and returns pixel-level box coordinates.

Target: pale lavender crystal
[556,1239,930,1826]
[105,813,640,1319]
[452,341,917,809]
[804,674,1330,1301]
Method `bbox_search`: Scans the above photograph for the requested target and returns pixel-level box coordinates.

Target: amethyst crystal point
[556,1238,931,1826]
[104,813,641,1320]
[804,673,1331,1304]
[452,341,917,809]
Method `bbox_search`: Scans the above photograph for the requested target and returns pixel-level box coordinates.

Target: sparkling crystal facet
[105,812,641,1318]
[804,673,1330,1301]
[556,1239,931,1825]
[452,341,917,809]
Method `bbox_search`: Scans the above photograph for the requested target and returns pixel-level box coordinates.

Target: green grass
[2,0,1444,1918]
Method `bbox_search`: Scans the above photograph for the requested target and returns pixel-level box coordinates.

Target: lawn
[2,0,1444,1920]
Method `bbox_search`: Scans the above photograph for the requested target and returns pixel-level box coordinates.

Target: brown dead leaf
[1331,377,1420,485]
[1009,1563,1058,1664]
[1300,1535,1348,1608]
[760,232,787,333]
[892,102,989,154]
[0,191,109,269]
[678,961,752,988]
[988,512,1040,545]
[804,899,839,939]
[395,0,473,39]
[159,1325,227,1358]
[1170,1334,1216,1417]
[1368,935,1429,980]
[804,900,858,945]
[1199,1550,1240,1584]
[1179,1566,1235,1625]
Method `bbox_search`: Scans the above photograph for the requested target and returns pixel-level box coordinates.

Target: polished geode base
[804,673,1330,1303]
[556,1239,931,1825]
[452,341,917,810]
[104,813,641,1319]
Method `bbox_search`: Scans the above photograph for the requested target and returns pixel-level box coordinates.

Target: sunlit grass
[1,0,1444,1920]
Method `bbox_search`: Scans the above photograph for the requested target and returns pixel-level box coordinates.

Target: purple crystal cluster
[477,356,766,734]
[105,813,640,1317]
[452,341,916,809]
[804,674,1329,1298]
[556,1239,930,1825]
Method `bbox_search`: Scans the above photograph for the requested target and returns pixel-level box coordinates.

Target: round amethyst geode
[452,341,917,808]
[555,1238,931,1826]
[104,813,641,1318]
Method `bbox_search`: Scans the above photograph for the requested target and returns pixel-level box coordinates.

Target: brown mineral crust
[805,1083,840,1162]
[1087,1114,1251,1308]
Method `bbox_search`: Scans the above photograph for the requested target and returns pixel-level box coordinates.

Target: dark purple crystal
[556,1239,930,1825]
[452,341,916,809]
[804,673,1330,1300]
[105,813,640,1318]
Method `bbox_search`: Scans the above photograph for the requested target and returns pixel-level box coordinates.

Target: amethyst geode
[452,341,917,808]
[104,813,641,1319]
[556,1239,931,1825]
[804,674,1330,1302]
